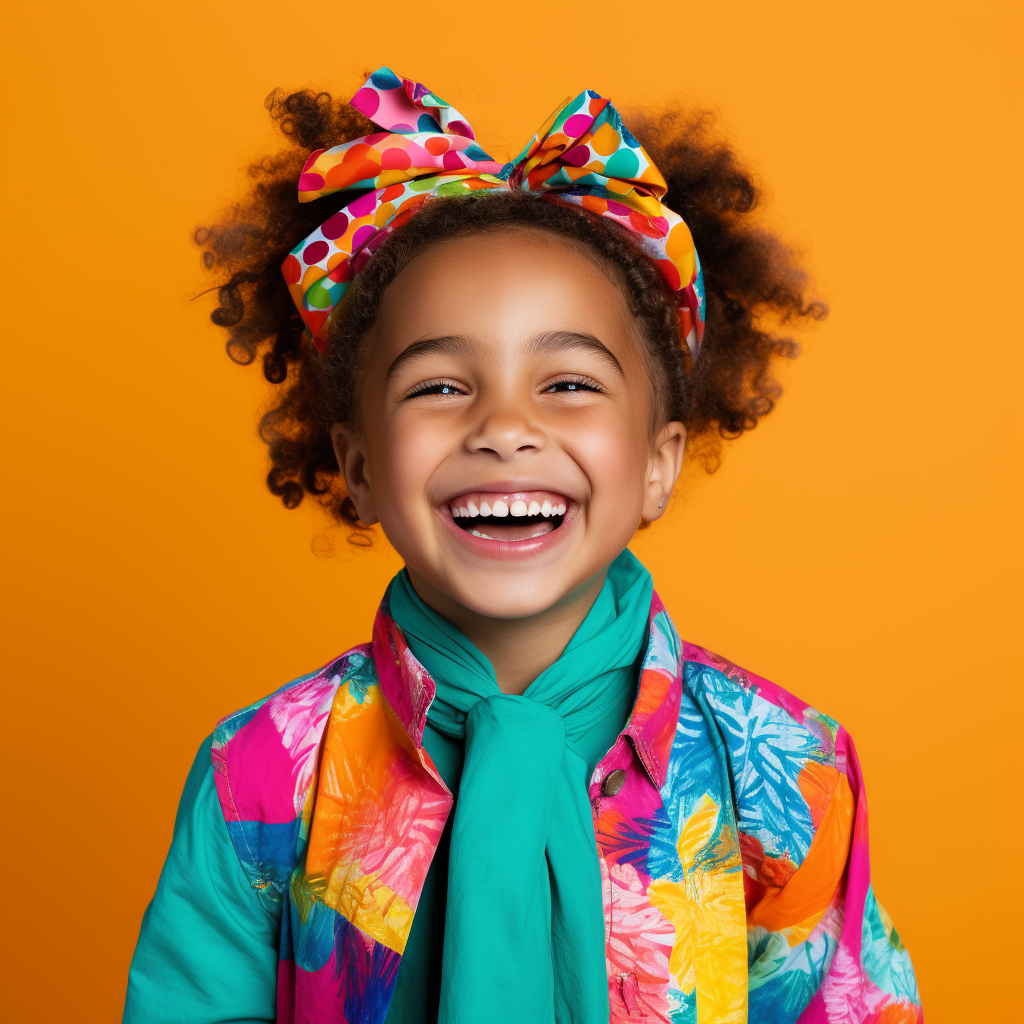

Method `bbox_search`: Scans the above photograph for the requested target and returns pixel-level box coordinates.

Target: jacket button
[602,769,626,796]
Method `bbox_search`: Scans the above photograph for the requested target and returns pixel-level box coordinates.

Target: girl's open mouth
[445,490,570,543]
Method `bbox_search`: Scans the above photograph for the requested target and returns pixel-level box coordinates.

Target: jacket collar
[372,584,683,791]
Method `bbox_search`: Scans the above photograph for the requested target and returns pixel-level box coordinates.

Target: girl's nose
[465,401,546,461]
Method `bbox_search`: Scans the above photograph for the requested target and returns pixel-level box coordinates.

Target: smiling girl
[124,69,922,1024]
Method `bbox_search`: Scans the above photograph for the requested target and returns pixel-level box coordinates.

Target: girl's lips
[437,498,579,561]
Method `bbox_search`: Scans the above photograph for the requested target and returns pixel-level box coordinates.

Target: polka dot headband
[284,67,706,359]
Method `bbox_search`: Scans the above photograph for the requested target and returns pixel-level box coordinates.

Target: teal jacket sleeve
[123,735,281,1024]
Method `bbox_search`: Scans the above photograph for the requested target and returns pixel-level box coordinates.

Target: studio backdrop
[1,3,1021,1022]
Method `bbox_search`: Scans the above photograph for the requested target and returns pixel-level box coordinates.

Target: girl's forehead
[401,226,620,281]
[373,229,637,347]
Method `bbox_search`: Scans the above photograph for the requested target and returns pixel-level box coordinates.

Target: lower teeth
[470,526,552,540]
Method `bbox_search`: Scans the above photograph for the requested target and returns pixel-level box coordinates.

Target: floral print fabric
[283,67,706,359]
[212,590,922,1023]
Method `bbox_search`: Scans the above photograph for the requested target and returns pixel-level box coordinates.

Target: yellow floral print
[649,794,748,1023]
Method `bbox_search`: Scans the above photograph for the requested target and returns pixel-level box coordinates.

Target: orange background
[2,2,1021,1021]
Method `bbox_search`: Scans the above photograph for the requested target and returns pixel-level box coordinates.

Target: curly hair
[194,86,826,531]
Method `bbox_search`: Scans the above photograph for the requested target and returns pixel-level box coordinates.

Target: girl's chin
[436,577,587,622]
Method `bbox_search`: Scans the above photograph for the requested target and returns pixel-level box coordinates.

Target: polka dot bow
[284,67,705,358]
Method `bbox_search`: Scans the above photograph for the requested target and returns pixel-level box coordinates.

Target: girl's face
[333,228,684,620]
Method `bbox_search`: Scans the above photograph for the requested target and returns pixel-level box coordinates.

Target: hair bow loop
[350,66,476,139]
[504,91,668,203]
[296,67,501,203]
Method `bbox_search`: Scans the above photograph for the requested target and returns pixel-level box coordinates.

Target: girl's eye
[544,376,603,394]
[405,379,467,398]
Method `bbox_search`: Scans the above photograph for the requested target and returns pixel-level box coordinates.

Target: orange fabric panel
[746,767,855,939]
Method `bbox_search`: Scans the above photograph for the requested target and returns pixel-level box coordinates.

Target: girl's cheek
[378,415,449,506]
[568,412,647,489]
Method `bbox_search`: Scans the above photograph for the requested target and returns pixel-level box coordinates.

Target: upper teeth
[451,500,567,518]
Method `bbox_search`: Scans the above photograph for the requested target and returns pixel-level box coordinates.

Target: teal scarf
[386,549,654,1024]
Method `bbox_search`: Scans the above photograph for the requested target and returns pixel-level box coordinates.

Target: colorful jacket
[211,590,922,1024]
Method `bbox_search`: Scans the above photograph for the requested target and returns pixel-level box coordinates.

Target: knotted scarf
[386,549,654,1023]
[283,66,706,359]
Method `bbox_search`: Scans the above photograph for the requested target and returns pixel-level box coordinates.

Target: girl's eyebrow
[385,335,472,383]
[529,331,624,377]
[386,331,624,382]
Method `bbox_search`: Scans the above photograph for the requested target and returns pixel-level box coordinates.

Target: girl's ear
[331,424,379,526]
[642,421,686,522]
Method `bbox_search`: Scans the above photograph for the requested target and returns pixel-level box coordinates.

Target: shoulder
[679,641,854,870]
[210,644,376,895]
[681,641,843,767]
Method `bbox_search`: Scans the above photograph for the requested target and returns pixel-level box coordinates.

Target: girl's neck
[405,567,608,695]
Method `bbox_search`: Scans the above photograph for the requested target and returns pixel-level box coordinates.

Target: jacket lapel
[292,611,452,1022]
[591,594,748,1023]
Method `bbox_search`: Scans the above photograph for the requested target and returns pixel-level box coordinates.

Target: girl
[124,67,922,1024]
